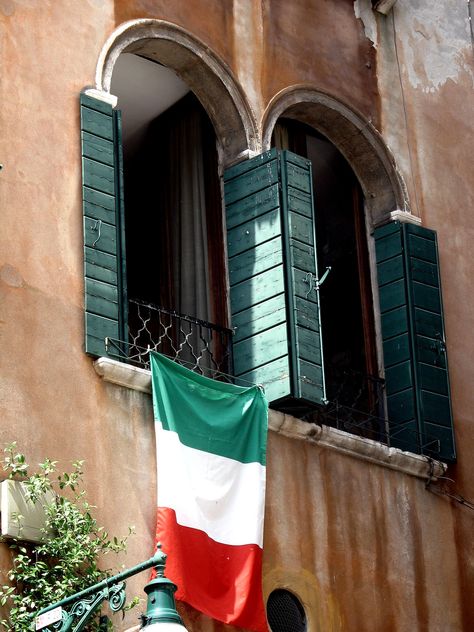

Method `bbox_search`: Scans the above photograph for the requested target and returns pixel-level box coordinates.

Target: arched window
[82,53,231,373]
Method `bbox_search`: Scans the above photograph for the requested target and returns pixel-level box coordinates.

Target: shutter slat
[82,131,115,166]
[81,106,114,141]
[237,356,290,404]
[286,163,312,194]
[230,265,285,314]
[228,237,283,285]
[85,313,119,357]
[226,184,280,230]
[384,361,413,395]
[227,208,281,258]
[290,240,317,276]
[294,296,320,332]
[288,188,313,218]
[381,306,409,339]
[383,333,410,366]
[85,248,117,286]
[224,159,279,206]
[233,294,287,343]
[233,323,289,376]
[288,212,314,245]
[375,221,455,461]
[83,188,116,224]
[83,158,116,196]
[83,217,117,256]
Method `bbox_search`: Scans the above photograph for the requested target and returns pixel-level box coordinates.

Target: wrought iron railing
[305,367,441,456]
[300,367,387,442]
[105,312,441,457]
[106,299,234,377]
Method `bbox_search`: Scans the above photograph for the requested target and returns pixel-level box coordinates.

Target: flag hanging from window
[151,351,269,632]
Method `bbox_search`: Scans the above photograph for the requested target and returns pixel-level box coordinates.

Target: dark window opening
[120,83,231,372]
[124,92,227,324]
[267,589,306,632]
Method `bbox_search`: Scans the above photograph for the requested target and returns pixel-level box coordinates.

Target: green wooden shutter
[80,93,127,357]
[375,221,455,461]
[224,148,325,407]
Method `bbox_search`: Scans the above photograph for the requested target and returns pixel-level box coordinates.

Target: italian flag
[151,351,269,632]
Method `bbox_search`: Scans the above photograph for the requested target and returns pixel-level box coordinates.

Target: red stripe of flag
[157,507,268,631]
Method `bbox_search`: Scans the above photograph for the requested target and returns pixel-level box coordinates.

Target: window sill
[93,357,447,481]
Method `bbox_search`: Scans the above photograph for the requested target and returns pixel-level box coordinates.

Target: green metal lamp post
[139,548,185,632]
[34,544,186,632]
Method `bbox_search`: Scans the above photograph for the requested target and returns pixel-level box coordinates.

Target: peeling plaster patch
[354,0,378,47]
[0,264,23,288]
[395,0,474,92]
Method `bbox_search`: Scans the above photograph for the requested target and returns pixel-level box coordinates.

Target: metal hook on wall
[91,219,102,247]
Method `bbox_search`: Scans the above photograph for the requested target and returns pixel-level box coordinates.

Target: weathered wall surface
[113,0,380,129]
[374,3,474,626]
[0,0,473,630]
[0,0,157,621]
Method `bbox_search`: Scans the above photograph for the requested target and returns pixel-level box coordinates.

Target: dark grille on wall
[267,590,307,632]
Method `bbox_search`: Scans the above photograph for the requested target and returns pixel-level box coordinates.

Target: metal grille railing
[301,367,388,443]
[105,312,441,457]
[304,367,441,456]
[107,299,234,377]
[324,366,387,439]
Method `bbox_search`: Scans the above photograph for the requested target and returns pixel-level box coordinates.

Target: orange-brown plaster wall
[261,0,379,123]
[262,431,463,632]
[370,2,474,627]
[114,0,379,129]
[1,0,473,630]
[114,0,234,67]
[0,1,157,625]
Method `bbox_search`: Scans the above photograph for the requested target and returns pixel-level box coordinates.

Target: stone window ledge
[94,357,447,481]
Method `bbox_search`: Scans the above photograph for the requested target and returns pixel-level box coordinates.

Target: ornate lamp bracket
[35,545,171,632]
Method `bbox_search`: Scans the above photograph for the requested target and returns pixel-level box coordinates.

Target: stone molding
[94,357,151,393]
[82,88,118,108]
[93,357,446,481]
[372,0,398,15]
[388,209,422,225]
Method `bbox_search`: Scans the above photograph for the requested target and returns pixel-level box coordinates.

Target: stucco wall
[374,4,474,625]
[0,0,473,630]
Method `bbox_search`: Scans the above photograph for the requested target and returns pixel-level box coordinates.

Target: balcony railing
[305,367,441,456]
[323,366,387,439]
[106,298,234,379]
[105,306,441,458]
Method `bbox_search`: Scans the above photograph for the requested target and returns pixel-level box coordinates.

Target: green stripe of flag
[150,352,268,465]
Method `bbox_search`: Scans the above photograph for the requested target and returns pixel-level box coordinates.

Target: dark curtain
[125,92,227,327]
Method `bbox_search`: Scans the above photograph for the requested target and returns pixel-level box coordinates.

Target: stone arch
[95,19,259,165]
[262,86,410,225]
